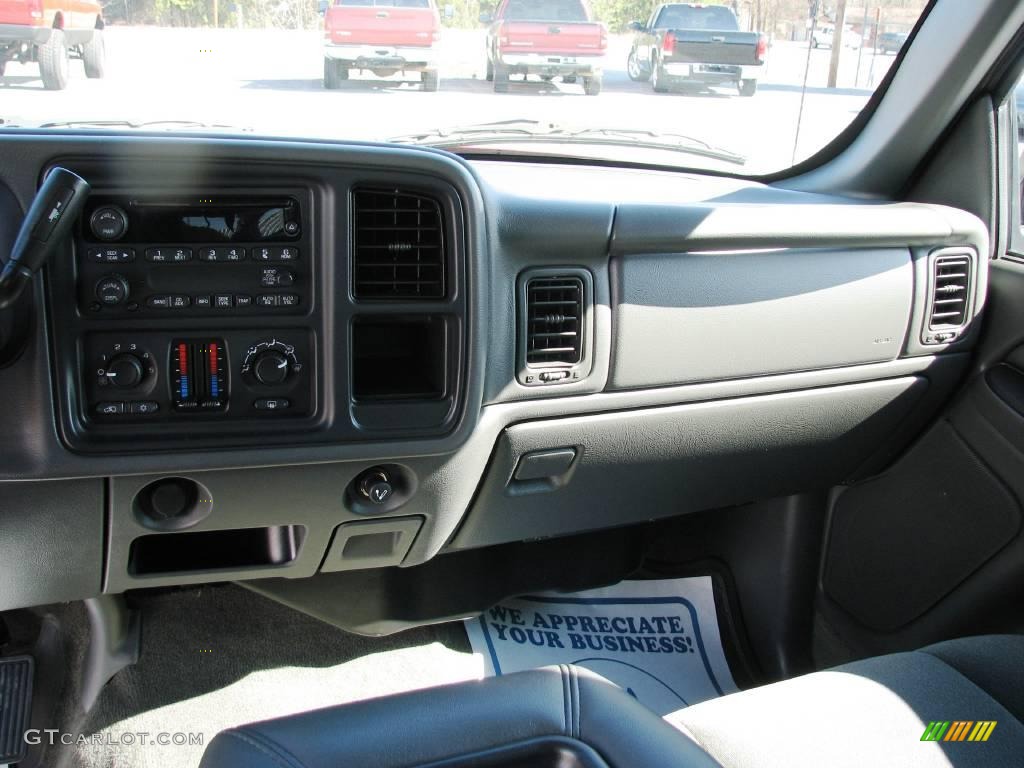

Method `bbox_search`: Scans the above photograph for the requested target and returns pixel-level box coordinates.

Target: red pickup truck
[0,0,105,90]
[482,0,607,95]
[322,0,441,91]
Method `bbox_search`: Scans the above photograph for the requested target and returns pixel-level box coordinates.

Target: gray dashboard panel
[609,248,912,390]
[0,480,104,611]
[452,377,928,550]
[0,133,993,614]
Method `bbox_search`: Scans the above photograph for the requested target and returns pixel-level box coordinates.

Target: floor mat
[64,585,481,768]
[464,576,737,715]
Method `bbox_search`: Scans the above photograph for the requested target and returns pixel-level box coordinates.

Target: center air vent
[929,253,972,330]
[352,189,445,300]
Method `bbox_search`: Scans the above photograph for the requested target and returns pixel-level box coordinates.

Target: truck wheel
[627,50,649,82]
[739,78,757,97]
[493,63,509,93]
[583,75,602,96]
[651,57,669,93]
[82,29,105,79]
[39,28,69,90]
[422,69,439,92]
[323,58,347,89]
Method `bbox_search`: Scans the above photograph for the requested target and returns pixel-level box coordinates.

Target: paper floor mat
[465,576,737,715]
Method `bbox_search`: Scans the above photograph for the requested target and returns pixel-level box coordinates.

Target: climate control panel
[83,331,313,423]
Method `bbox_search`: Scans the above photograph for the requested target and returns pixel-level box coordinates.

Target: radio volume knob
[252,350,290,386]
[89,205,128,241]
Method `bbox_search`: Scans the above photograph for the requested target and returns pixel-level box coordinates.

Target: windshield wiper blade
[27,119,252,132]
[391,120,746,166]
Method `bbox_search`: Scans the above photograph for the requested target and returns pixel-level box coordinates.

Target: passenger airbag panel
[610,248,912,390]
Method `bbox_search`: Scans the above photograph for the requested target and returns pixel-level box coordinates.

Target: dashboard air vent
[929,254,971,330]
[525,275,584,367]
[352,189,445,299]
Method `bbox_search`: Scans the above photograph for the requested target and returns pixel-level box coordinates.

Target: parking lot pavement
[0,27,899,174]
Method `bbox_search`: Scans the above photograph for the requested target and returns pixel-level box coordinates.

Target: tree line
[101,0,924,34]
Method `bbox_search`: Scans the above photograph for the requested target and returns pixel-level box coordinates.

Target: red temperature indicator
[171,339,227,411]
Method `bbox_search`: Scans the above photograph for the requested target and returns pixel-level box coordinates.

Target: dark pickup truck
[627,3,767,96]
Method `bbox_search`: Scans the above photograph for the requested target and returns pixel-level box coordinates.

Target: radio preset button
[146,247,192,263]
[254,246,300,262]
[199,247,244,262]
[274,246,299,262]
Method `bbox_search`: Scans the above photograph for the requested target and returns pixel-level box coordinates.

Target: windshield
[505,0,588,22]
[0,0,930,175]
[655,6,739,31]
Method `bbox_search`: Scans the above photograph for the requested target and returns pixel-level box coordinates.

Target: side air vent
[352,188,445,300]
[922,250,975,346]
[518,270,593,386]
[929,254,971,329]
[526,276,583,366]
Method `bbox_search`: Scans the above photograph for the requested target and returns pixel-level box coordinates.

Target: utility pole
[868,7,881,87]
[854,3,868,87]
[827,0,848,88]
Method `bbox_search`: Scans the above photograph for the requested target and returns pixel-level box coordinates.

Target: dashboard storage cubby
[352,317,447,401]
[127,525,305,576]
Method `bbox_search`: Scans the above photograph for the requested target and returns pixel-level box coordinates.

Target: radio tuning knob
[95,275,129,306]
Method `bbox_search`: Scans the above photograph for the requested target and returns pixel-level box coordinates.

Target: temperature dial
[254,351,289,385]
[242,340,301,387]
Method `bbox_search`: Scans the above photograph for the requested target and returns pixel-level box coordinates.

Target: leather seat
[200,634,1024,768]
[199,664,720,768]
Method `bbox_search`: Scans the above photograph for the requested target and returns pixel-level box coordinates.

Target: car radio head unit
[75,193,309,318]
[85,196,302,244]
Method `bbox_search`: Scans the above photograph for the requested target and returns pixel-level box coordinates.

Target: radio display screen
[84,196,301,243]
